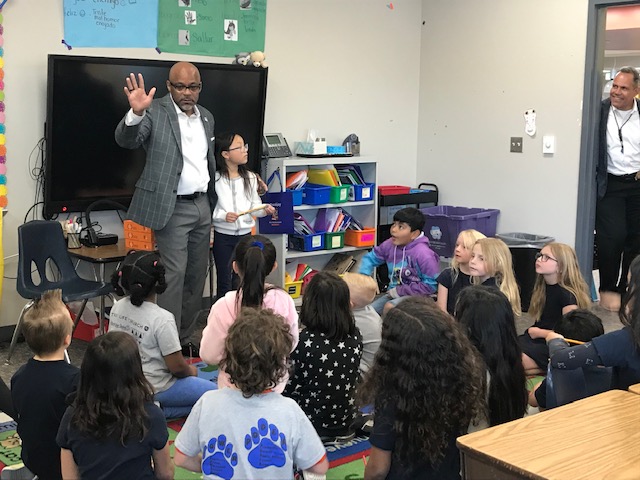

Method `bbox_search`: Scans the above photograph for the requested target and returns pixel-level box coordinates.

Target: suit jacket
[114,94,217,230]
[596,98,640,199]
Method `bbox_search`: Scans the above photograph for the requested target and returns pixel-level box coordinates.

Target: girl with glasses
[212,133,275,299]
[518,242,591,375]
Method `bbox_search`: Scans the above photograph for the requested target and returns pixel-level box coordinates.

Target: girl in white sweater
[212,133,275,298]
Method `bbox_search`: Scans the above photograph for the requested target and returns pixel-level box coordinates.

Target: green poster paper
[157,0,266,58]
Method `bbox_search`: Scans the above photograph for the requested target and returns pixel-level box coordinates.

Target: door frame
[575,0,640,282]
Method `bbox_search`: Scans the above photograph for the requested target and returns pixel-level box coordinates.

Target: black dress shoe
[181,342,200,358]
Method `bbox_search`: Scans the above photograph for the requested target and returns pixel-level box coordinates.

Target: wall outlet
[510,137,523,153]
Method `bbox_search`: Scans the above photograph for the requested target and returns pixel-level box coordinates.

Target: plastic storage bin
[324,231,345,250]
[345,227,376,247]
[302,184,332,205]
[379,185,411,196]
[420,206,500,257]
[285,280,303,298]
[496,233,555,312]
[289,189,303,206]
[288,233,325,252]
[328,185,350,203]
[349,183,376,202]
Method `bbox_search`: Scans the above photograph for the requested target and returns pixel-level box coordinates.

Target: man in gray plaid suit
[115,62,216,356]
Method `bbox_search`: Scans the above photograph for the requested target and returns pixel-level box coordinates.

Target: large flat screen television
[44,55,268,218]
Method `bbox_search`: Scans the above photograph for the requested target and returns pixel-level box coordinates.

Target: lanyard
[613,108,635,154]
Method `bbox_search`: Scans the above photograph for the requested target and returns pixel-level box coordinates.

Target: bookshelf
[262,156,378,289]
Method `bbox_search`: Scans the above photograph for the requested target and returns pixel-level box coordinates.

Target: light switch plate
[542,135,555,154]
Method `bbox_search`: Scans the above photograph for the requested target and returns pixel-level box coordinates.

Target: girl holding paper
[212,133,275,298]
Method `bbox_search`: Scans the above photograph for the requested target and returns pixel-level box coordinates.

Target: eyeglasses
[169,82,202,93]
[227,143,249,152]
[535,252,558,263]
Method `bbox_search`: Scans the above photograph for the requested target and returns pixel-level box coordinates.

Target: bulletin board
[157,0,266,57]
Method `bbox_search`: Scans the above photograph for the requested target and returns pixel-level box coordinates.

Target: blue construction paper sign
[63,0,158,48]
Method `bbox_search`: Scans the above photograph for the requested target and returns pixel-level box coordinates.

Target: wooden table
[629,383,640,395]
[68,240,129,333]
[457,390,640,479]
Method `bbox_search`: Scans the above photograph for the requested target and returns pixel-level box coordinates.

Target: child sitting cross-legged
[11,289,80,480]
[359,207,439,315]
[175,308,328,479]
[109,250,216,419]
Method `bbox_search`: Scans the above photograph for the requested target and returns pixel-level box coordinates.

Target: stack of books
[314,208,364,232]
[323,252,357,274]
[335,164,366,185]
[286,170,308,190]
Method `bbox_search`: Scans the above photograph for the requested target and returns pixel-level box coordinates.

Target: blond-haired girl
[436,229,487,315]
[469,238,522,317]
[519,242,591,375]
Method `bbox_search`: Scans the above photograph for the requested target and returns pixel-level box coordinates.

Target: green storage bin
[324,231,346,250]
[329,185,350,204]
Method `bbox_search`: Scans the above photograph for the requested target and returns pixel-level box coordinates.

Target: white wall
[0,0,422,327]
[418,0,589,244]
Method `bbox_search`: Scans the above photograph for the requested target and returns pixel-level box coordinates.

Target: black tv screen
[44,55,268,217]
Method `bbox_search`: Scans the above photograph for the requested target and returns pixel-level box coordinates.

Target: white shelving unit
[262,156,378,289]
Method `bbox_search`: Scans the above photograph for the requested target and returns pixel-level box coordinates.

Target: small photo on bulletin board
[157,0,266,57]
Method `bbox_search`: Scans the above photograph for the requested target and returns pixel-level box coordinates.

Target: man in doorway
[596,66,640,311]
[115,62,216,356]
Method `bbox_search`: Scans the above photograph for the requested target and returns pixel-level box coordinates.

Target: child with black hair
[455,286,528,430]
[212,132,275,298]
[544,256,640,390]
[284,271,363,442]
[11,289,79,480]
[200,235,298,392]
[175,308,328,479]
[56,332,173,479]
[359,297,486,479]
[359,207,439,315]
[529,309,604,409]
[109,250,215,419]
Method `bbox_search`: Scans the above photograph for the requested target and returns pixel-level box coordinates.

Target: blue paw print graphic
[244,417,287,469]
[202,434,238,480]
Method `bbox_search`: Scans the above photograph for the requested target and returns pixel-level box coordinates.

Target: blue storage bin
[302,184,331,205]
[349,183,376,201]
[420,206,500,257]
[288,189,303,206]
[288,233,325,252]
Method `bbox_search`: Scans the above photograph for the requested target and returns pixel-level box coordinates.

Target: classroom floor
[0,300,623,382]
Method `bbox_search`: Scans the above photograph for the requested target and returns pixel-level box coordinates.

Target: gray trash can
[496,233,555,312]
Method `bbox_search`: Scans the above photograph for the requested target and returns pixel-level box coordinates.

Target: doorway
[575,1,640,288]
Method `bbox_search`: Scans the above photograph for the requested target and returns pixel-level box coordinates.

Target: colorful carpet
[0,362,368,479]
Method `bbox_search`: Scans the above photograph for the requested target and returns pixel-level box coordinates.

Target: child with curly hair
[359,297,486,479]
[109,251,215,418]
[175,308,328,479]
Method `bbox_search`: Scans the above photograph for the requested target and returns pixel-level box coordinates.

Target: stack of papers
[335,165,366,185]
[286,170,308,190]
[293,213,315,235]
[314,208,364,232]
[293,263,315,281]
[308,165,341,186]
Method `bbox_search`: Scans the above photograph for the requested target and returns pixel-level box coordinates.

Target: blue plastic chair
[6,221,113,363]
[545,361,613,408]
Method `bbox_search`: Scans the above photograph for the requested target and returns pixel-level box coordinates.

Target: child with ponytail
[200,235,299,392]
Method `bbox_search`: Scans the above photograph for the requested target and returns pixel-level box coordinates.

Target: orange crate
[125,230,154,242]
[344,227,376,247]
[124,220,153,233]
[125,238,156,251]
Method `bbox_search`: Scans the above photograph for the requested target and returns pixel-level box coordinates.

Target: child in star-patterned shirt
[284,272,363,442]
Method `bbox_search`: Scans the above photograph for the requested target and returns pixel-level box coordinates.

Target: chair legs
[71,299,89,336]
[6,301,34,364]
